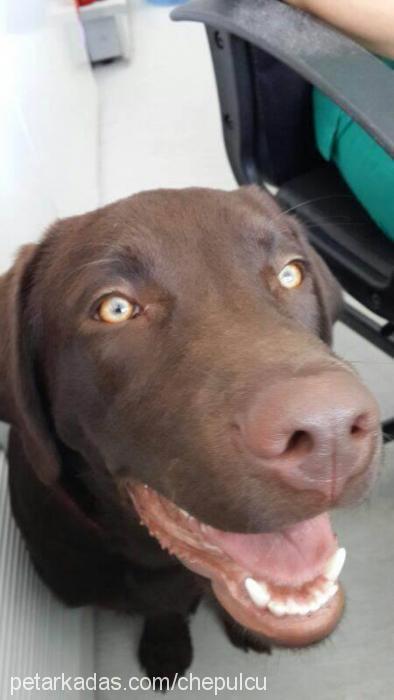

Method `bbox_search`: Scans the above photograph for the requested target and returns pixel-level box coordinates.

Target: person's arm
[285,0,394,59]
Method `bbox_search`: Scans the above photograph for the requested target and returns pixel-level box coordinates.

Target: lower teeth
[244,577,339,618]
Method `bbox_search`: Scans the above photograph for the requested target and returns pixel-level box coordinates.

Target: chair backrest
[206,29,394,327]
[207,29,322,187]
[248,45,320,186]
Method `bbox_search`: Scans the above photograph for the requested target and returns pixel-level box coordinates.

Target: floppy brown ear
[288,216,343,345]
[0,244,60,484]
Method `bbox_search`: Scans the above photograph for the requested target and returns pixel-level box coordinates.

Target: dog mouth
[127,483,345,647]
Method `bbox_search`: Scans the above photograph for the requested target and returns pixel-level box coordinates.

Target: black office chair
[172,0,394,442]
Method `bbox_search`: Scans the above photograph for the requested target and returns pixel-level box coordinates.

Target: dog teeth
[179,507,191,519]
[244,578,271,608]
[312,589,329,608]
[244,576,340,617]
[283,598,303,615]
[305,597,321,614]
[291,602,311,616]
[326,582,339,601]
[323,547,346,582]
[267,600,287,617]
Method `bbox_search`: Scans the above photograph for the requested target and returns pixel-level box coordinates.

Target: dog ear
[0,244,60,484]
[288,216,343,344]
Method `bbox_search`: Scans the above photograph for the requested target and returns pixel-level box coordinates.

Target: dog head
[0,187,381,646]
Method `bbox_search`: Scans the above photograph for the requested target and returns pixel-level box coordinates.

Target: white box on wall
[80,0,132,63]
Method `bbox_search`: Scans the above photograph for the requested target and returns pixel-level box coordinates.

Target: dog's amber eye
[278,261,304,289]
[97,296,141,323]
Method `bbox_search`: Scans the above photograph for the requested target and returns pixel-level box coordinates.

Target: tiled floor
[93,2,394,698]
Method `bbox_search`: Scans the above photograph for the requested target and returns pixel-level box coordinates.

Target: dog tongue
[204,513,337,587]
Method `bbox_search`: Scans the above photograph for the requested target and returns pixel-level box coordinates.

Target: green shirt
[313,58,394,241]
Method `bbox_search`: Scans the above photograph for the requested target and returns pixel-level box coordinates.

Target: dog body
[0,187,381,678]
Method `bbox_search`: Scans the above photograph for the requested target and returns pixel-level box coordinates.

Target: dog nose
[239,371,380,500]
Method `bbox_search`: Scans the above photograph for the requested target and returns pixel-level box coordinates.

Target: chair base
[340,304,394,359]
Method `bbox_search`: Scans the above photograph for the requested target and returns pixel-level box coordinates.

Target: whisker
[300,220,370,231]
[271,194,353,224]
[344,361,394,365]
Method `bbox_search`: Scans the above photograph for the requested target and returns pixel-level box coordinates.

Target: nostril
[350,424,363,437]
[283,430,314,459]
[349,413,371,439]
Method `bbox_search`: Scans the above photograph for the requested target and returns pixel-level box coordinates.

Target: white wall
[0,0,99,274]
[0,1,98,695]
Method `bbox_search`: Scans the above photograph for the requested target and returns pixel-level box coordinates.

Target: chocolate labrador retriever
[0,187,381,680]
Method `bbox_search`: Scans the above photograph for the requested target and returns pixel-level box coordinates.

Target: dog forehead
[39,187,291,301]
[101,187,282,257]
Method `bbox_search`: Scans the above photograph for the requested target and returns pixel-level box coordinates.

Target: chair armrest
[172,0,394,158]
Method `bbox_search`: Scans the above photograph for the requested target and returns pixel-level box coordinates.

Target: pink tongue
[204,514,337,586]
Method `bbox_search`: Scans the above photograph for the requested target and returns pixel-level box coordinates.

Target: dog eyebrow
[71,247,152,283]
[63,247,154,305]
[104,251,152,280]
[242,226,276,255]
